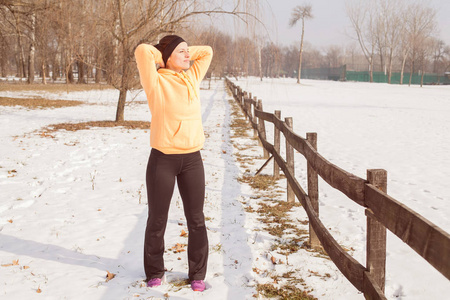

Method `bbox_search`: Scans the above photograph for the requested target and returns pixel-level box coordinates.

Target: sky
[263,0,450,49]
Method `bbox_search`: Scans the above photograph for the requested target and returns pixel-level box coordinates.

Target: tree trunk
[95,46,102,83]
[400,52,408,85]
[77,36,86,83]
[115,43,130,121]
[28,13,36,84]
[0,46,5,77]
[66,53,74,84]
[13,11,26,81]
[297,18,305,84]
[379,47,384,75]
[95,67,101,84]
[258,45,262,81]
[387,50,393,84]
[408,58,413,86]
[369,58,374,82]
[77,56,86,84]
[116,87,127,122]
[420,59,424,87]
[16,36,26,80]
[115,0,130,122]
[53,52,60,81]
[42,62,47,84]
[66,13,74,84]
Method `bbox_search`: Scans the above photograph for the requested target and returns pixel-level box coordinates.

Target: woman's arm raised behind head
[135,44,164,95]
[186,46,213,84]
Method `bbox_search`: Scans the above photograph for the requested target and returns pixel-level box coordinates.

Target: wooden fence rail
[225,78,450,300]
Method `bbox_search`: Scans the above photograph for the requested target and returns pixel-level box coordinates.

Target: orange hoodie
[135,44,213,154]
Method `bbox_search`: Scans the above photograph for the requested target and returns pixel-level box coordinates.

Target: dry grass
[0,96,84,109]
[230,118,249,137]
[166,278,190,292]
[271,237,306,255]
[0,83,113,92]
[255,282,317,300]
[265,223,297,237]
[38,121,151,135]
[2,86,151,135]
[238,174,277,190]
[228,99,250,138]
[170,278,190,287]
[257,201,300,219]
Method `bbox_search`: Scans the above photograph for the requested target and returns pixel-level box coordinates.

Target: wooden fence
[225,78,450,300]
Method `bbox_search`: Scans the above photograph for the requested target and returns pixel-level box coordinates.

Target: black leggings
[144,148,208,281]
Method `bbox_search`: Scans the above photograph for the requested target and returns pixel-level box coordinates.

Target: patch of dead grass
[257,201,301,219]
[255,282,317,300]
[35,120,151,137]
[0,83,113,92]
[265,223,297,237]
[238,174,277,190]
[0,96,83,109]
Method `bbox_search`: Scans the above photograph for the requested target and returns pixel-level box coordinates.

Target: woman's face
[167,42,190,72]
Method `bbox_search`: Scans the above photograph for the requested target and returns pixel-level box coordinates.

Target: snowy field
[0,78,449,299]
[231,77,450,298]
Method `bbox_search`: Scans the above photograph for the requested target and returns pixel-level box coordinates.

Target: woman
[134,35,213,292]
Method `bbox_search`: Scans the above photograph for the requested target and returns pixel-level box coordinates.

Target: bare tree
[289,4,313,84]
[398,6,411,85]
[375,0,403,83]
[99,0,262,121]
[346,0,376,82]
[280,44,299,78]
[325,45,343,68]
[261,42,281,77]
[443,45,450,74]
[430,39,448,84]
[2,4,28,80]
[187,27,232,81]
[0,0,54,83]
[405,2,436,86]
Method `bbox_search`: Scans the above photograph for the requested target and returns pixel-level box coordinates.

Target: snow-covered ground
[230,77,450,299]
[0,78,449,299]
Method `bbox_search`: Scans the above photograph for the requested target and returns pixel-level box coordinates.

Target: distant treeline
[1,0,448,87]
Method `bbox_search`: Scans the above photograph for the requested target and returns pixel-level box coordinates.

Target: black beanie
[154,35,186,66]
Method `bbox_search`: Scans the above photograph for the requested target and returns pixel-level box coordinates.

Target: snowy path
[0,81,261,299]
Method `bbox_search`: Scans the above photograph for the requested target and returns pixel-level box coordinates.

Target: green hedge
[345,71,450,85]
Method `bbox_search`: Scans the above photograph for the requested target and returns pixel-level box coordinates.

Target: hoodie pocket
[171,119,205,150]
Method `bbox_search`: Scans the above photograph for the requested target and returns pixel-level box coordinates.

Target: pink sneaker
[147,277,162,287]
[191,280,205,292]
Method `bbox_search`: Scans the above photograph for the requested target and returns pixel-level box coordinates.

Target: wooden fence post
[238,88,242,105]
[307,132,320,249]
[253,96,258,138]
[257,100,270,159]
[256,99,262,146]
[285,117,295,203]
[238,87,242,105]
[273,110,281,179]
[243,92,248,118]
[366,169,387,292]
[246,94,252,120]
